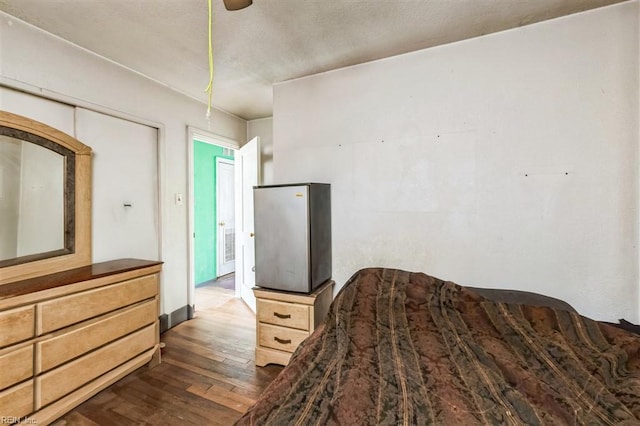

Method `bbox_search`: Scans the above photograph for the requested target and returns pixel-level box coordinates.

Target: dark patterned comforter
[236,268,640,425]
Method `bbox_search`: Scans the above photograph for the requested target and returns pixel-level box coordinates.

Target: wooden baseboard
[159,314,169,333]
[159,304,195,334]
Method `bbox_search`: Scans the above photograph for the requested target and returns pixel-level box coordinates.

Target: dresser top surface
[0,258,163,300]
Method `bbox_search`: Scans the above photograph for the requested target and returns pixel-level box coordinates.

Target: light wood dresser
[253,280,333,367]
[0,258,162,425]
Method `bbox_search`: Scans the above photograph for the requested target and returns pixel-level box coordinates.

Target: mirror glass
[0,128,74,267]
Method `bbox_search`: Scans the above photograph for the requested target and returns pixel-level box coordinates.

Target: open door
[235,136,260,312]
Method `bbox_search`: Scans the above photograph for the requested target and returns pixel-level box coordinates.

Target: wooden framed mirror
[0,111,92,285]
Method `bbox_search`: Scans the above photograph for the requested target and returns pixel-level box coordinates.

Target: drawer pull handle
[273,312,291,319]
[274,337,292,344]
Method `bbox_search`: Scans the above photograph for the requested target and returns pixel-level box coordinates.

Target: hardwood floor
[52,283,283,425]
[194,274,236,310]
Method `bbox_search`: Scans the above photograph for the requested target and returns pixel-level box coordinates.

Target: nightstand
[253,280,334,366]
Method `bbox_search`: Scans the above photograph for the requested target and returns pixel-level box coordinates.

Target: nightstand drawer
[257,300,310,330]
[258,323,308,353]
[254,281,334,366]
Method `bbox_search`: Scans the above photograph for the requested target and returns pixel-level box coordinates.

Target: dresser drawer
[0,305,35,347]
[258,323,308,353]
[257,300,309,330]
[0,345,33,390]
[0,381,33,420]
[36,324,156,408]
[36,300,157,374]
[38,274,158,334]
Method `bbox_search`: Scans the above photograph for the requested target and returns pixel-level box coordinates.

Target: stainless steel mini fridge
[253,183,331,293]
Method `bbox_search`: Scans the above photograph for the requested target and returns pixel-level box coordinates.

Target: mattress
[236,268,640,425]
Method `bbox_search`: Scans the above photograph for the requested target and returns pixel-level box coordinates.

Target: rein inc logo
[1,417,37,424]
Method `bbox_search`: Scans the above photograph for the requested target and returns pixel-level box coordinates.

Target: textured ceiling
[0,0,626,120]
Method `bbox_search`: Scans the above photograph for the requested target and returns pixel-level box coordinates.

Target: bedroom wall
[248,117,274,185]
[0,12,247,319]
[273,2,639,322]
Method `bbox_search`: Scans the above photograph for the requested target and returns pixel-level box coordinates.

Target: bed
[235,268,640,425]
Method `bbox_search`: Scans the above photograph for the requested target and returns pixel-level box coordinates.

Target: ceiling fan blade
[223,0,253,10]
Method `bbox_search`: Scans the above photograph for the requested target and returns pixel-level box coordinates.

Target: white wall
[0,13,248,316]
[248,118,274,185]
[273,2,639,322]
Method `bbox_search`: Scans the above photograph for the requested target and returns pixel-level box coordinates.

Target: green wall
[194,140,234,286]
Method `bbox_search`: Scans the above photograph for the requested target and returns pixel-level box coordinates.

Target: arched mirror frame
[0,111,92,285]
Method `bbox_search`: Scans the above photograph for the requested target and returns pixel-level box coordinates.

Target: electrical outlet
[175,193,183,205]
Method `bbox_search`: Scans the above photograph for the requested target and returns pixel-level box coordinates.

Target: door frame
[216,157,235,277]
[187,126,239,309]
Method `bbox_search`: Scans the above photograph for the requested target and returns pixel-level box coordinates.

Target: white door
[216,158,235,276]
[235,137,260,312]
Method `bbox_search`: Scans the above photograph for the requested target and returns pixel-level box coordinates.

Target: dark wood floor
[52,284,283,425]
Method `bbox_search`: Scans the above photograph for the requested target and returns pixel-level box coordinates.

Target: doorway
[188,127,260,315]
[193,139,235,309]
